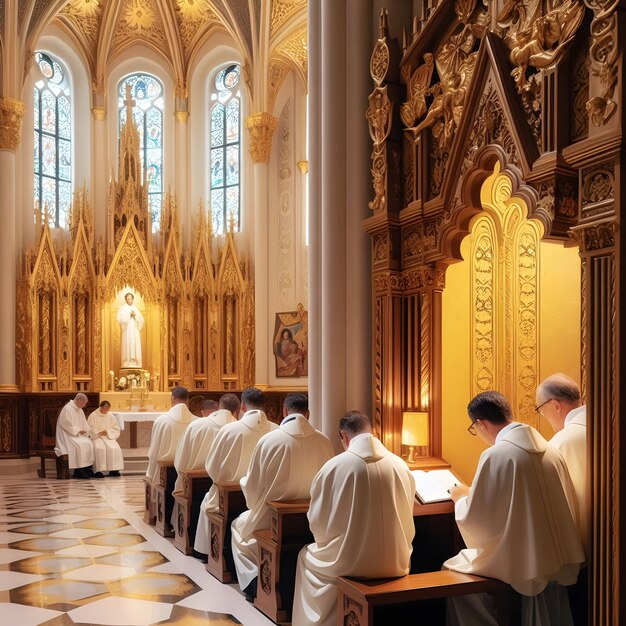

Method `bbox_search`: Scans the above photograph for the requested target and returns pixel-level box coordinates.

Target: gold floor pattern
[0,476,273,626]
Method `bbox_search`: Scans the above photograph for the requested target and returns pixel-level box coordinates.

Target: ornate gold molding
[297,160,309,174]
[91,106,106,121]
[245,112,278,164]
[0,98,26,152]
[175,110,190,123]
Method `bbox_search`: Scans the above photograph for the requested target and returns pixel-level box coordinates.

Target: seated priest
[145,386,195,499]
[194,387,277,557]
[55,393,95,479]
[231,392,334,599]
[537,373,587,552]
[87,400,124,477]
[172,395,238,497]
[292,410,416,626]
[444,391,585,626]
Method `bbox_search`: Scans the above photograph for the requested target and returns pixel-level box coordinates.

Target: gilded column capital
[91,106,106,121]
[0,97,26,152]
[245,112,278,164]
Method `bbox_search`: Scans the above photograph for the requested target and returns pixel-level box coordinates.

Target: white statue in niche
[117,292,144,368]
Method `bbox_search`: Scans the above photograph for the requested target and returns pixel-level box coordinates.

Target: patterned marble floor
[0,476,274,626]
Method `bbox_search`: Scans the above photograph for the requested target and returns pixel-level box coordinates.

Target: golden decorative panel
[270,0,305,39]
[111,0,169,58]
[273,24,307,83]
[470,165,542,427]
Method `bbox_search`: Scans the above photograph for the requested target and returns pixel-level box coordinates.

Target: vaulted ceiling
[0,0,307,109]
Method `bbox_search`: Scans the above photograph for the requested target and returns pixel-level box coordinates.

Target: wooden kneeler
[155,462,177,537]
[254,499,313,625]
[205,481,247,582]
[173,469,212,555]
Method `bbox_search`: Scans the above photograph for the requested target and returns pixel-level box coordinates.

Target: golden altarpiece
[367,2,622,623]
[16,92,255,395]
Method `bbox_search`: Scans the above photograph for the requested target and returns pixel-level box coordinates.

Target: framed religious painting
[273,305,308,378]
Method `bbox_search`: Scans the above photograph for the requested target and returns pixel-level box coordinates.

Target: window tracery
[33,52,72,228]
[209,63,241,234]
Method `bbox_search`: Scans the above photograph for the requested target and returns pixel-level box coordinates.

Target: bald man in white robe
[231,393,334,597]
[55,393,95,479]
[292,411,415,626]
[194,388,277,556]
[146,387,195,519]
[88,401,123,477]
[445,391,585,626]
[536,373,587,552]
[172,395,238,496]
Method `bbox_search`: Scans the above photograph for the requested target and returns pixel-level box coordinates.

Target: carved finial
[412,15,419,40]
[123,83,135,117]
[207,201,213,241]
[228,212,236,234]
[379,8,389,38]
[402,27,407,51]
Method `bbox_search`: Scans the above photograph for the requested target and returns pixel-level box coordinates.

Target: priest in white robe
[536,373,587,551]
[194,387,277,556]
[171,394,239,498]
[445,391,585,626]
[55,393,95,479]
[231,393,334,598]
[87,400,124,477]
[145,387,195,520]
[117,292,144,368]
[292,411,415,626]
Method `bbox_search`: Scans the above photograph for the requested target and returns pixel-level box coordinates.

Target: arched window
[118,73,163,231]
[209,64,241,234]
[34,52,72,228]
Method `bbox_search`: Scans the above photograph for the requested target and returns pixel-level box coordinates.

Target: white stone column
[246,112,278,387]
[308,0,373,445]
[345,0,374,412]
[320,0,347,445]
[307,0,322,422]
[0,97,25,390]
[91,107,108,238]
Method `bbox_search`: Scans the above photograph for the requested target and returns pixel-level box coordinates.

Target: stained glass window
[118,73,164,231]
[210,64,241,234]
[34,52,72,228]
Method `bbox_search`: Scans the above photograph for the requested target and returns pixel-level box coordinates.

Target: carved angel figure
[498,0,585,92]
[366,89,393,145]
[400,53,435,127]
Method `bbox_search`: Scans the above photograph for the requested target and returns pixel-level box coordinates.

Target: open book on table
[411,468,460,504]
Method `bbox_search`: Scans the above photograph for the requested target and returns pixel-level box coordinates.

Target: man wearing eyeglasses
[536,373,587,552]
[444,391,584,626]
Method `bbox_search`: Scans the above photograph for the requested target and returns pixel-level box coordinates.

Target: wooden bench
[173,469,213,555]
[205,481,248,582]
[254,499,313,625]
[35,435,70,479]
[336,570,520,626]
[155,462,177,538]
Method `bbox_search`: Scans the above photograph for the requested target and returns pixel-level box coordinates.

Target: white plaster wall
[268,71,309,387]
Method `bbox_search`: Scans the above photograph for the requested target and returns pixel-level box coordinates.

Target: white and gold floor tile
[0,476,273,626]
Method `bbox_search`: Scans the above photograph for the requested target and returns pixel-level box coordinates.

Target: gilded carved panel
[470,168,540,426]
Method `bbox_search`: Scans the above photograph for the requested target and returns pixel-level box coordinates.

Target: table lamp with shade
[402,411,429,463]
